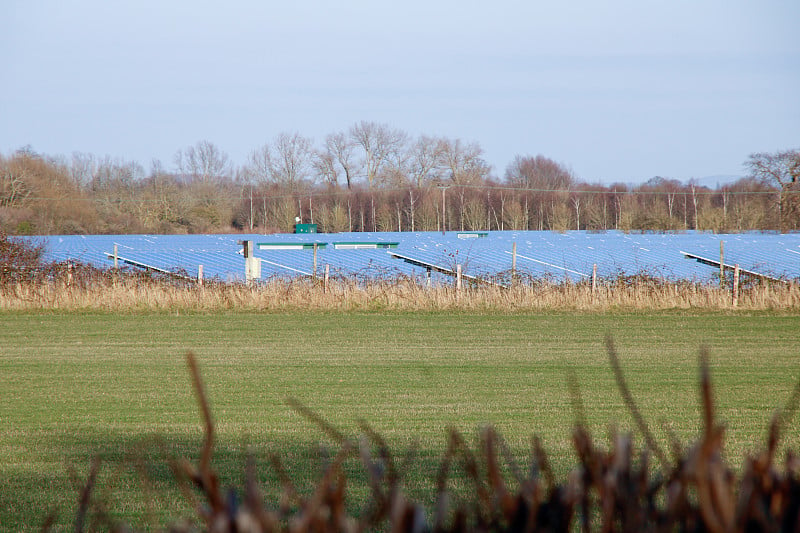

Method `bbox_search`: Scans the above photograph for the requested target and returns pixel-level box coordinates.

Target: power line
[5,184,787,204]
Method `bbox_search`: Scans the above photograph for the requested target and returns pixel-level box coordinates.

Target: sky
[2,0,798,184]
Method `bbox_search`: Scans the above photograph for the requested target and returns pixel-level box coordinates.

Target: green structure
[294,223,318,234]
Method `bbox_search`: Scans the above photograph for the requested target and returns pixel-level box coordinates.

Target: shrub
[0,229,44,282]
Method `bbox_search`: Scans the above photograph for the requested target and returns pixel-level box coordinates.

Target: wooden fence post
[198,264,204,287]
[719,240,725,287]
[324,264,330,293]
[456,264,462,291]
[733,264,740,307]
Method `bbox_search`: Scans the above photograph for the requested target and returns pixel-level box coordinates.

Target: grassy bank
[1,311,799,530]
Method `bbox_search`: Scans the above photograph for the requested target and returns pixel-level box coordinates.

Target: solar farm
[5,231,800,530]
[36,230,800,284]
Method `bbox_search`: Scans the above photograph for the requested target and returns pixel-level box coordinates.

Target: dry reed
[2,272,799,312]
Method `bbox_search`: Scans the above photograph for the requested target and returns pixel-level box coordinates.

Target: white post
[198,264,204,286]
[313,243,318,278]
[242,240,258,284]
[592,263,597,294]
[511,242,517,283]
[324,264,330,293]
[456,264,462,291]
[113,244,119,269]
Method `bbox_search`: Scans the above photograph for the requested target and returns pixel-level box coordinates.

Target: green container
[294,223,318,234]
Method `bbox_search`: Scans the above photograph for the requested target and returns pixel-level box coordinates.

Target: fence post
[313,243,318,279]
[456,264,462,291]
[511,242,517,284]
[324,264,329,293]
[719,240,725,287]
[198,264,204,287]
[113,244,119,270]
[733,264,740,307]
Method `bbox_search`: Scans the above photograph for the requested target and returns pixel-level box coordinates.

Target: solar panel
[33,230,800,284]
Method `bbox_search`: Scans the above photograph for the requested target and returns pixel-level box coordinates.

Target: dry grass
[2,272,799,312]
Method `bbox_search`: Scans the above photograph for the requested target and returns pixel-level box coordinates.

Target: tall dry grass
[2,270,799,312]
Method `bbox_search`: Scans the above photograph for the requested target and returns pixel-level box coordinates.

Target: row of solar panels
[34,230,800,284]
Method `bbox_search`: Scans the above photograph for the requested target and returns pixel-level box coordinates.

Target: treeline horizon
[1,123,797,235]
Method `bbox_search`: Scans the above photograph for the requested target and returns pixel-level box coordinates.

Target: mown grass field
[1,310,799,530]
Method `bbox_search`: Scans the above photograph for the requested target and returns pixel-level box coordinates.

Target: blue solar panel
[33,231,800,283]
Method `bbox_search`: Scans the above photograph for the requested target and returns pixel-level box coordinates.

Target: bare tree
[312,149,339,187]
[407,135,446,187]
[247,133,313,191]
[319,132,359,189]
[245,144,271,185]
[271,132,313,189]
[349,121,407,188]
[504,155,571,229]
[175,140,231,184]
[69,152,97,189]
[504,155,573,190]
[440,138,490,186]
[571,194,581,230]
[438,139,490,230]
[746,149,800,232]
[0,155,33,208]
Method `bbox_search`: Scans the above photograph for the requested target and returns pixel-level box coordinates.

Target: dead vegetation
[1,263,799,313]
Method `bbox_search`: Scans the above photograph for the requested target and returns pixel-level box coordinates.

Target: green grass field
[1,310,799,530]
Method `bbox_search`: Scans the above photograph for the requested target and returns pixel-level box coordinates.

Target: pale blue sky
[2,1,798,183]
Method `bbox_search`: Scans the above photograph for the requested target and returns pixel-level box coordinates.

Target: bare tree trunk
[249,186,254,231]
[524,196,529,230]
[683,193,688,229]
[667,193,674,219]
[408,188,415,232]
[371,194,376,232]
[396,202,402,232]
[500,194,505,231]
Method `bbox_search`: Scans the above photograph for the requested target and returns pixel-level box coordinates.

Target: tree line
[1,122,798,235]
